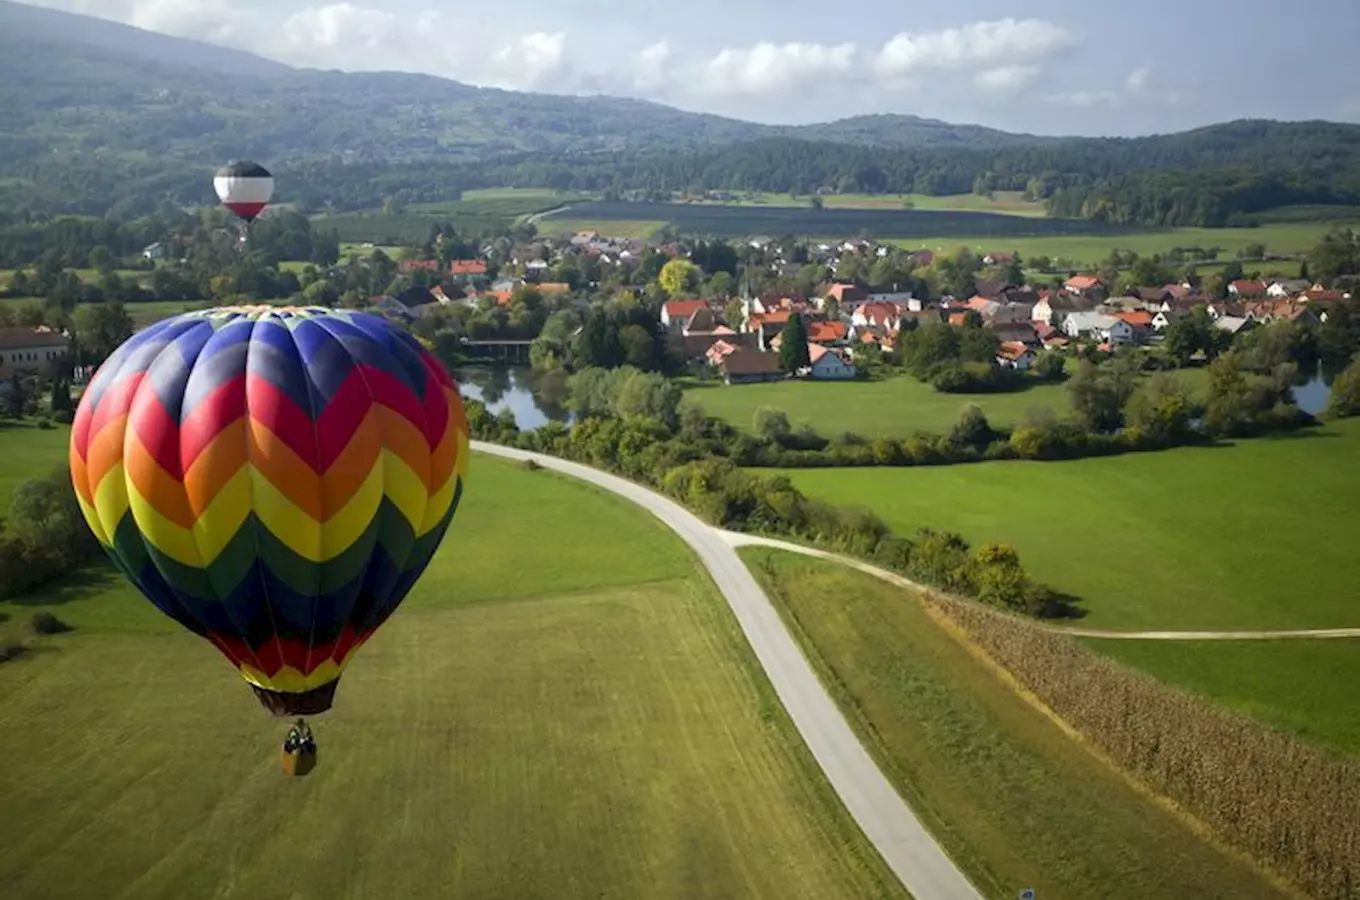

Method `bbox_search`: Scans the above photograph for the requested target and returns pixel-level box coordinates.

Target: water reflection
[454,366,574,431]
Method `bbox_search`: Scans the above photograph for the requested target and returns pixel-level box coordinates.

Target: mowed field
[1083,638,1360,758]
[769,419,1360,631]
[0,420,73,513]
[0,454,904,900]
[315,188,583,245]
[684,369,1211,439]
[742,549,1287,900]
[893,221,1352,269]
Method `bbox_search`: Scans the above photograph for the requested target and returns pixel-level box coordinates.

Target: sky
[22,0,1360,136]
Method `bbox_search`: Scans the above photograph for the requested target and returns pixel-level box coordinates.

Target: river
[453,366,574,431]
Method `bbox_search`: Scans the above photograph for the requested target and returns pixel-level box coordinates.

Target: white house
[851,302,901,331]
[1267,279,1310,298]
[806,344,857,380]
[1064,312,1136,343]
[142,242,167,261]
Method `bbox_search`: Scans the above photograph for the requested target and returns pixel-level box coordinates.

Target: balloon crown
[191,305,335,320]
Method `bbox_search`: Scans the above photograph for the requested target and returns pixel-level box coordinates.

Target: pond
[453,366,573,431]
[1291,366,1334,417]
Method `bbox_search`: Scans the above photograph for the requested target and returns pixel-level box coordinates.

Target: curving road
[472,442,983,900]
[720,533,1360,642]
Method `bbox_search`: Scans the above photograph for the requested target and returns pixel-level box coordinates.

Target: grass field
[0,268,147,290]
[683,369,1211,439]
[0,455,904,900]
[0,420,71,514]
[768,419,1360,631]
[1082,638,1360,758]
[709,190,1049,217]
[742,548,1287,900]
[537,218,668,239]
[894,222,1350,269]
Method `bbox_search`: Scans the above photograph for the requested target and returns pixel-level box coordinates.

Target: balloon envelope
[214,161,274,223]
[69,305,469,715]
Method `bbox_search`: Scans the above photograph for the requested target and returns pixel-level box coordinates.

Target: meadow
[742,548,1287,900]
[893,222,1351,269]
[0,420,71,513]
[768,419,1360,632]
[1083,638,1360,758]
[0,455,904,900]
[712,190,1049,217]
[683,369,1211,440]
[543,201,1136,241]
[315,188,582,244]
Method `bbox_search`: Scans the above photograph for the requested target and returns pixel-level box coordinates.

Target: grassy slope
[742,548,1286,900]
[0,420,71,513]
[705,191,1049,217]
[0,456,903,900]
[770,419,1360,631]
[1080,638,1360,758]
[538,218,668,239]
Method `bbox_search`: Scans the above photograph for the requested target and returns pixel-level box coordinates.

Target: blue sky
[26,0,1360,135]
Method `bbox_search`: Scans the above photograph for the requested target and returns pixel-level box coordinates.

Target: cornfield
[931,595,1360,900]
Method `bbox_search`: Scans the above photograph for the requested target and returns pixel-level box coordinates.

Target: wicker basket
[280,746,317,777]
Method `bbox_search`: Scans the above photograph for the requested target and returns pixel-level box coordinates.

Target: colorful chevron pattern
[69,305,469,704]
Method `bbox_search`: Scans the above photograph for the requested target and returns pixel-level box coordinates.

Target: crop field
[768,419,1360,632]
[742,548,1286,900]
[408,187,586,218]
[542,201,1137,241]
[538,218,669,239]
[0,456,903,900]
[1082,638,1360,758]
[316,189,585,244]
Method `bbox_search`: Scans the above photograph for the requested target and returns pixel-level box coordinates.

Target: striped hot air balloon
[69,306,470,717]
[214,161,275,223]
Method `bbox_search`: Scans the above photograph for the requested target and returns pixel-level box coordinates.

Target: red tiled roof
[399,259,440,272]
[1065,275,1102,290]
[536,283,571,294]
[1230,280,1267,296]
[1117,311,1155,328]
[664,299,707,320]
[807,320,848,343]
[450,259,487,275]
[997,341,1032,361]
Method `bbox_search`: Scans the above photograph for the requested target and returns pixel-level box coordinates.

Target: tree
[658,258,699,297]
[706,271,736,299]
[1326,355,1360,418]
[1125,372,1193,441]
[777,314,812,372]
[753,407,791,441]
[618,324,658,371]
[1032,350,1067,381]
[1163,305,1229,366]
[1067,358,1137,432]
[723,298,747,331]
[6,476,70,546]
[949,405,994,450]
[613,370,682,429]
[72,302,133,366]
[822,297,841,321]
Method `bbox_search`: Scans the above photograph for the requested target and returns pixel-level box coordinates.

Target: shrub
[30,612,71,634]
[36,418,55,430]
[0,637,25,663]
[520,458,543,472]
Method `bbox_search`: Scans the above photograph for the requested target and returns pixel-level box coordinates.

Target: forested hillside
[1,0,1358,227]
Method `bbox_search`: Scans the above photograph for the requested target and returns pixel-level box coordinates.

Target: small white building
[806,344,857,380]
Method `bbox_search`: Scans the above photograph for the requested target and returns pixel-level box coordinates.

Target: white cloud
[702,41,858,96]
[1045,90,1120,107]
[874,18,1075,78]
[974,65,1042,93]
[632,41,673,93]
[1126,65,1150,93]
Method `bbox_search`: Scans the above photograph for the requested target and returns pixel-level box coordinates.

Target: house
[821,283,867,309]
[525,259,550,275]
[983,252,1016,266]
[1214,315,1255,336]
[806,344,857,380]
[0,327,70,378]
[142,242,167,261]
[706,339,740,368]
[1228,280,1268,298]
[1064,312,1134,343]
[1267,279,1311,298]
[720,348,784,385]
[1063,275,1105,298]
[1151,307,1189,331]
[908,249,935,267]
[806,319,849,345]
[965,296,1003,320]
[535,282,572,296]
[369,295,417,322]
[398,259,440,273]
[662,299,709,332]
[681,307,738,359]
[448,260,489,284]
[996,341,1037,370]
[987,321,1040,346]
[852,302,900,331]
[973,279,1015,300]
[1032,291,1095,326]
[1115,310,1155,341]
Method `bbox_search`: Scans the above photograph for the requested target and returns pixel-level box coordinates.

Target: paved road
[723,532,1360,642]
[473,442,983,900]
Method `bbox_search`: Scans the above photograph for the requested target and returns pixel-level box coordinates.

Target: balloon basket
[281,746,317,777]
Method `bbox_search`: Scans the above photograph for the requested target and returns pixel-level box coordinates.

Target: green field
[1082,638,1360,758]
[684,370,1211,440]
[0,268,147,289]
[768,419,1360,631]
[715,190,1049,217]
[893,222,1349,269]
[742,549,1286,900]
[0,420,72,514]
[539,218,668,239]
[0,456,904,900]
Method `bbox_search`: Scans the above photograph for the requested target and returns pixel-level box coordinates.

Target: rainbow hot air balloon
[69,306,469,727]
[214,161,274,223]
